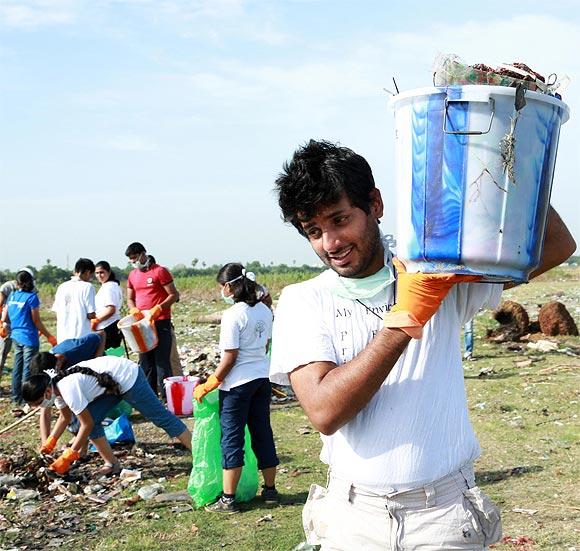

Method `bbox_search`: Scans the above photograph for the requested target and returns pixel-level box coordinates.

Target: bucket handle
[443,97,495,135]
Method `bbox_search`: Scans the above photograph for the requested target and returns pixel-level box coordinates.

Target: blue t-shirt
[52,333,101,366]
[7,290,40,347]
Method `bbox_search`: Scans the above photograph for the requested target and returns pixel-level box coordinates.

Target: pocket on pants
[302,484,328,545]
[463,486,502,546]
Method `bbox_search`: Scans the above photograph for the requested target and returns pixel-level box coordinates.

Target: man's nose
[322,229,342,253]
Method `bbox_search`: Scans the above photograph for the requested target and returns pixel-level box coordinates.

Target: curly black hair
[274,140,377,235]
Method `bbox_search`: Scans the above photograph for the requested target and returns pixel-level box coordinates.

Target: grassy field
[0,268,578,550]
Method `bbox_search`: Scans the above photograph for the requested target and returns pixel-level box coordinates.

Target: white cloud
[0,0,78,28]
[105,134,158,152]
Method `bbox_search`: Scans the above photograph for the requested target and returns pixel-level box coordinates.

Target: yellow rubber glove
[90,318,101,331]
[193,375,222,403]
[383,258,482,339]
[47,335,58,347]
[40,435,58,455]
[148,305,163,321]
[49,447,81,475]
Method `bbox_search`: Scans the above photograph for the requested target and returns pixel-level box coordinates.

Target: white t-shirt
[54,356,139,415]
[95,281,123,330]
[270,267,503,493]
[51,277,96,342]
[219,302,273,391]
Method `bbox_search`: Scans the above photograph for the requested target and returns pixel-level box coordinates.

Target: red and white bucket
[164,376,200,416]
[118,314,158,353]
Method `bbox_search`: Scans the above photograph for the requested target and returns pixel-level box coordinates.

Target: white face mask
[221,288,235,305]
[330,234,396,300]
[131,254,149,270]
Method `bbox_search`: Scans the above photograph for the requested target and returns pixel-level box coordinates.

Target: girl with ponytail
[194,263,279,513]
[22,356,192,476]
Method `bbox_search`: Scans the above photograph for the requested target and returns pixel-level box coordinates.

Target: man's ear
[369,188,384,220]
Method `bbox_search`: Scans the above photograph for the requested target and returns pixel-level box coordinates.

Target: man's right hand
[383,258,481,338]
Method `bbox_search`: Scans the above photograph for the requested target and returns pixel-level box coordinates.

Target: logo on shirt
[147,277,153,285]
[255,320,266,338]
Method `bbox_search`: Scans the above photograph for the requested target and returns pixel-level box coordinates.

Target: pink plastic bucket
[164,376,200,416]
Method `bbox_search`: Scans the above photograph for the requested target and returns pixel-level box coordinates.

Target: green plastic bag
[105,345,126,357]
[188,389,259,508]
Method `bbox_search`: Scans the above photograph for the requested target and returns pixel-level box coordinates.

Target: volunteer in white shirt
[269,140,575,550]
[92,260,124,349]
[51,258,96,342]
[22,356,192,477]
[194,263,279,514]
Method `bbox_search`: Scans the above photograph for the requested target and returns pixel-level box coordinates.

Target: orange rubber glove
[49,447,81,475]
[0,324,7,339]
[47,335,58,347]
[90,318,101,331]
[129,307,144,321]
[193,375,222,403]
[148,305,163,321]
[383,258,482,339]
[40,435,58,455]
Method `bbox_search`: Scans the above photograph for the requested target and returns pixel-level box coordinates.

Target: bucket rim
[388,85,569,123]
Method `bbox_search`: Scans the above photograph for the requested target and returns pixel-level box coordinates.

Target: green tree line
[0,259,323,286]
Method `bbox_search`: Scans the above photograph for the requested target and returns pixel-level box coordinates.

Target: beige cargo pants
[303,465,501,550]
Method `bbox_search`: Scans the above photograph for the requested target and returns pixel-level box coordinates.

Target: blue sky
[1,0,579,271]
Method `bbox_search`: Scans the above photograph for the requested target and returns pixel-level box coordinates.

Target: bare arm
[505,206,576,289]
[159,282,179,310]
[214,349,239,380]
[289,327,410,435]
[31,307,51,339]
[70,409,94,454]
[49,407,73,443]
[96,305,115,323]
[126,287,136,310]
[39,407,52,442]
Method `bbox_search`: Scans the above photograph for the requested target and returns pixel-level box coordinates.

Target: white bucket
[389,85,569,282]
[117,314,158,353]
[164,376,200,416]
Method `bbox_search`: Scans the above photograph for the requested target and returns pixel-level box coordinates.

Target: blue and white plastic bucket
[389,85,569,282]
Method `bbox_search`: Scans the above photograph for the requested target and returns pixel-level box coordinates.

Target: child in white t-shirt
[194,263,279,513]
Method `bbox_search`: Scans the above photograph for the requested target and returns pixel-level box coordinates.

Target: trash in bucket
[118,314,158,353]
[389,83,569,282]
[164,376,200,416]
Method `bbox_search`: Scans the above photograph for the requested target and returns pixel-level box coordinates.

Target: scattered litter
[512,507,538,515]
[137,483,165,500]
[527,340,558,353]
[153,489,191,503]
[478,368,494,378]
[297,427,312,435]
[6,488,39,501]
[119,468,142,484]
[256,513,273,523]
[191,523,199,536]
[171,504,193,514]
[514,359,532,368]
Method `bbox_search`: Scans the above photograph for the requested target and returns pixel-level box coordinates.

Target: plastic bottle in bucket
[164,376,200,416]
[118,312,159,353]
[389,85,569,282]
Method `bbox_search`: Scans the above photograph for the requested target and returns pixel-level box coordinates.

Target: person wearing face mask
[125,242,179,399]
[30,332,106,453]
[268,140,575,550]
[194,263,279,513]
[51,258,97,343]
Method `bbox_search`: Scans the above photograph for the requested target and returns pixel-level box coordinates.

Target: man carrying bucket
[125,242,179,400]
[269,140,575,550]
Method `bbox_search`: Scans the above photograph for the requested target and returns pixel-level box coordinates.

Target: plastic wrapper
[187,389,258,508]
[433,53,568,96]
